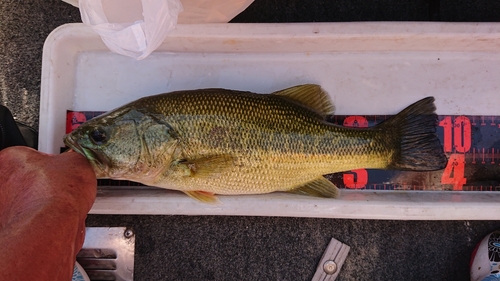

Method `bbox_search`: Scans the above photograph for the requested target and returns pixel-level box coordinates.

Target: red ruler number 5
[343,116,369,189]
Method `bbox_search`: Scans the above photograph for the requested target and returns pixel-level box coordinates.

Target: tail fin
[379,97,448,171]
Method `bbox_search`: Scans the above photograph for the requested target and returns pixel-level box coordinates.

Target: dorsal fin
[271,84,335,118]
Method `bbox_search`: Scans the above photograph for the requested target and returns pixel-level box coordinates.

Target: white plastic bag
[79,0,183,60]
[177,0,254,23]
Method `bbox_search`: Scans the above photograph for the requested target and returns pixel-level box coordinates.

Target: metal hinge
[76,227,135,281]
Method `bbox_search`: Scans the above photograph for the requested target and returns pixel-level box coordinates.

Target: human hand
[0,146,97,280]
[0,146,96,219]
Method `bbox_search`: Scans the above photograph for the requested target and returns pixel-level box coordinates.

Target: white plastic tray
[41,23,500,219]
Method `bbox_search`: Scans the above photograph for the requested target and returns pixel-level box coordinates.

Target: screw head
[124,228,134,238]
[323,260,337,275]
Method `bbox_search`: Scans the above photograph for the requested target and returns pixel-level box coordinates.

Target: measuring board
[65,111,500,192]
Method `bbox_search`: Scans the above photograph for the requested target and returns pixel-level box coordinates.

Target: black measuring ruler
[325,114,500,191]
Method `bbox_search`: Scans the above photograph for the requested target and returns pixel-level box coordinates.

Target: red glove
[0,146,97,280]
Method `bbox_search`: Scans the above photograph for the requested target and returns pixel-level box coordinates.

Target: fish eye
[90,128,107,145]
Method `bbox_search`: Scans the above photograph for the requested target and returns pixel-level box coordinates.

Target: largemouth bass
[64,84,447,203]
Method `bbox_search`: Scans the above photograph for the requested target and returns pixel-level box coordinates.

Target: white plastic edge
[91,188,500,220]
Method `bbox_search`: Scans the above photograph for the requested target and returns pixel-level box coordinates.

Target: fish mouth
[63,134,111,178]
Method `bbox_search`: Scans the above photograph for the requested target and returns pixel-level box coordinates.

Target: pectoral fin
[287,177,340,198]
[184,191,220,204]
[175,155,235,177]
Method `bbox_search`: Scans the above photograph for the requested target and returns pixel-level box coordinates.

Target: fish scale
[64,84,447,203]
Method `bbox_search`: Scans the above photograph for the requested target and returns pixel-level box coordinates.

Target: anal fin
[184,191,220,204]
[287,177,340,198]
